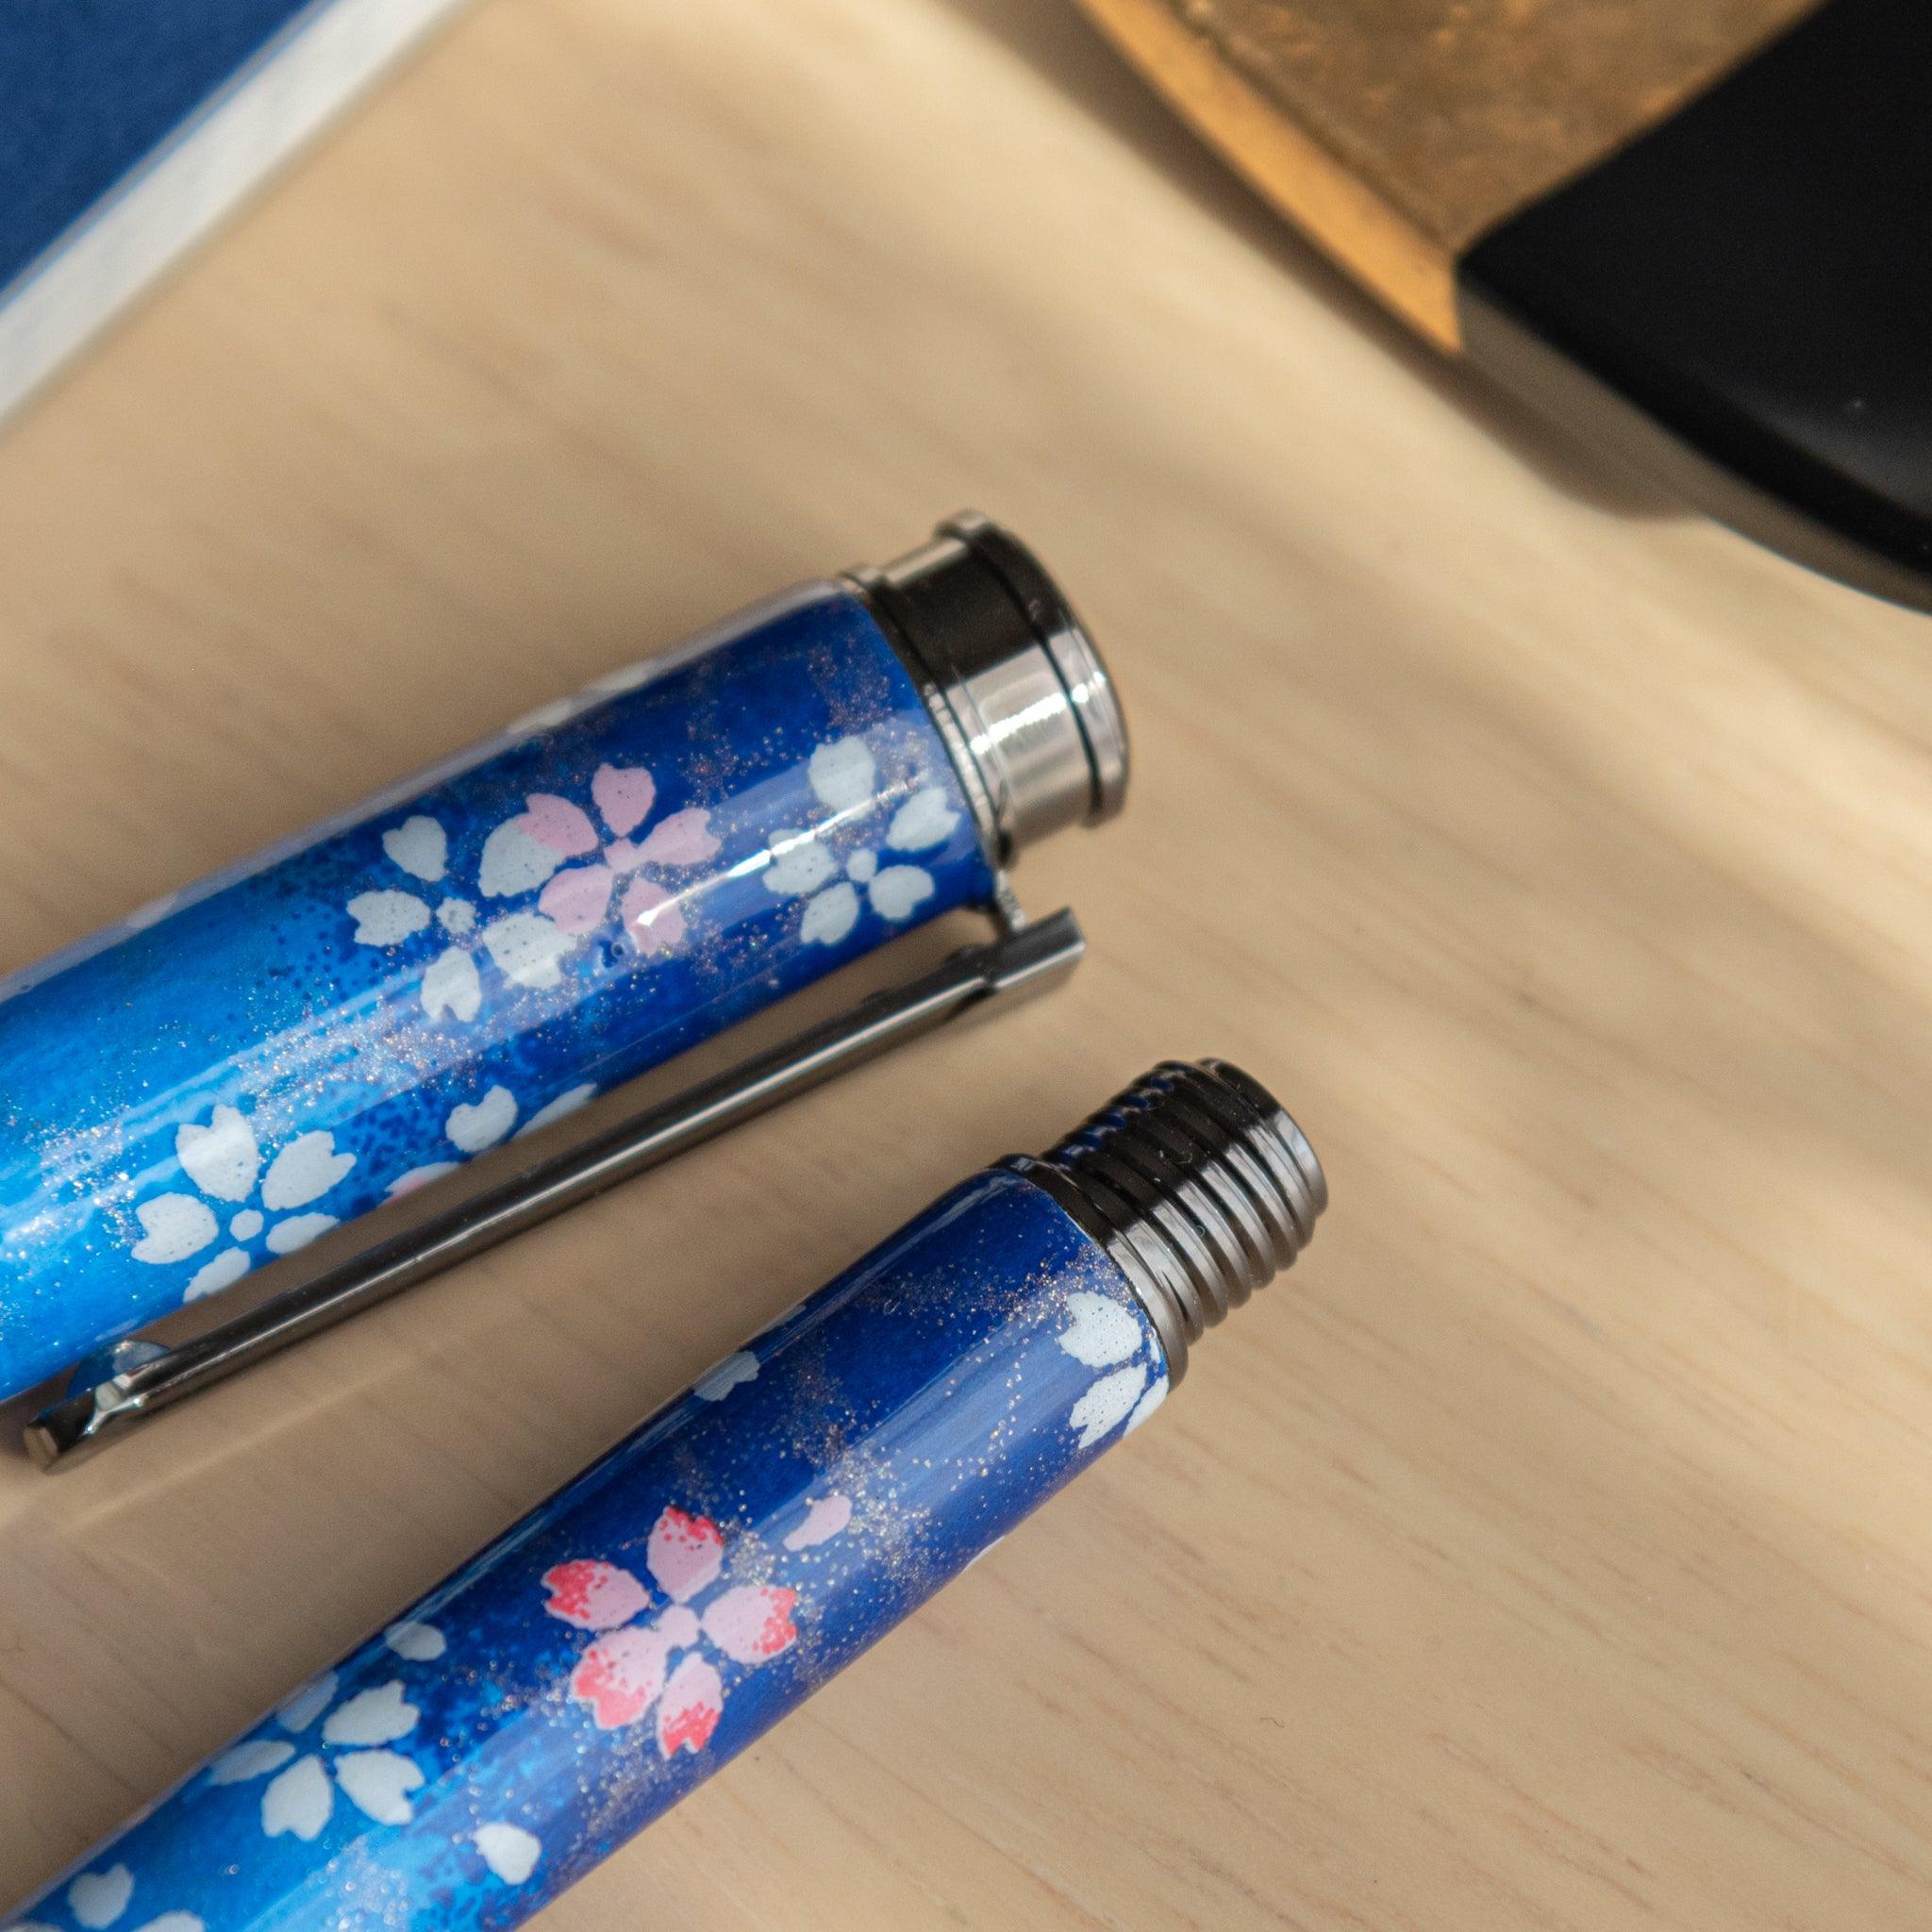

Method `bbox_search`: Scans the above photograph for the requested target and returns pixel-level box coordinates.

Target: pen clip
[25,897,1085,1472]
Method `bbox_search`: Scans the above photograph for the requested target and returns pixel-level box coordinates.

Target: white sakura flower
[761,736,961,947]
[472,1824,542,1885]
[346,811,499,1024]
[692,1350,758,1402]
[381,1619,446,1661]
[1058,1290,1167,1449]
[205,1623,442,1841]
[129,1103,356,1302]
[384,1083,598,1201]
[123,891,180,934]
[444,1085,518,1155]
[9,1862,201,1932]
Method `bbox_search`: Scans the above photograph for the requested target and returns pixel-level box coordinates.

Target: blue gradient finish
[4,1167,1170,1930]
[0,583,994,1401]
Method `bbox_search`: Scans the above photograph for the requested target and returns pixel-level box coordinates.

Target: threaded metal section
[1005,1059,1326,1381]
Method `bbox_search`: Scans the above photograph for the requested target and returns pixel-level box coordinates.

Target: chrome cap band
[851,512,1129,864]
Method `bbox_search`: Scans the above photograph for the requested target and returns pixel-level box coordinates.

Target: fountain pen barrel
[3,1060,1320,1931]
[0,514,1126,1404]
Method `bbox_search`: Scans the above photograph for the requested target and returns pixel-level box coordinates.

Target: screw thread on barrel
[1005,1059,1326,1380]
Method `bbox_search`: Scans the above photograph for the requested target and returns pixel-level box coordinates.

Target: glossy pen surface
[6,1058,1324,1927]
[5,1167,1168,1929]
[0,581,991,1403]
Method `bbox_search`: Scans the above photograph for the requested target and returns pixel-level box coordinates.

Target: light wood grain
[2,1,1931,1925]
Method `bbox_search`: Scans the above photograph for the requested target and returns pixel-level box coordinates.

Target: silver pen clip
[25,898,1084,1472]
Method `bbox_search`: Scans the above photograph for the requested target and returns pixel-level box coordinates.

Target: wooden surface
[1074,0,1818,342]
[2,1,1931,1924]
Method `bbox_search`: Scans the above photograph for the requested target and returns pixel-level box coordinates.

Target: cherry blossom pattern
[346,813,496,1020]
[499,762,720,961]
[1058,1290,1167,1449]
[761,736,961,946]
[691,1350,758,1402]
[384,1082,598,1200]
[541,1506,803,1757]
[8,1864,201,1932]
[349,812,566,1016]
[781,1494,852,1551]
[128,1103,356,1302]
[347,764,718,1023]
[204,1622,443,1842]
[471,1824,542,1887]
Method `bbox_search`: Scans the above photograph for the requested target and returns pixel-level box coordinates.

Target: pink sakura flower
[351,763,719,1024]
[541,1505,798,1758]
[479,764,720,961]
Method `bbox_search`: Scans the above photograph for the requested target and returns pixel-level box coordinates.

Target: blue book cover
[0,0,468,419]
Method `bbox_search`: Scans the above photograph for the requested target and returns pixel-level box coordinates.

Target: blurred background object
[1074,0,1932,612]
[0,0,467,421]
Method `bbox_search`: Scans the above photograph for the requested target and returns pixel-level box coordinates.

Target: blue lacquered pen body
[3,1058,1324,1932]
[0,514,1126,1404]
